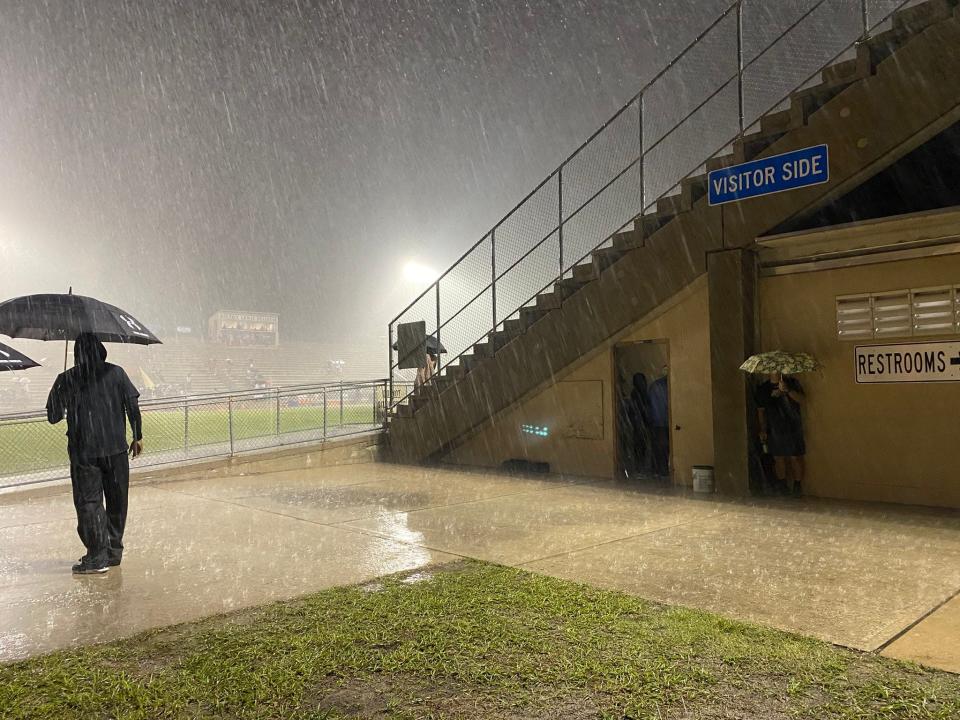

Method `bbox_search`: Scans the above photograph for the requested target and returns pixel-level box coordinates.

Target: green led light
[521,424,549,437]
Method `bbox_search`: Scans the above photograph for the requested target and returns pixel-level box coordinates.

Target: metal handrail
[0,379,389,422]
[389,0,916,409]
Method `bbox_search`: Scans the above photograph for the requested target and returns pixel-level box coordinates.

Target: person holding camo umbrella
[741,351,821,498]
[0,292,160,574]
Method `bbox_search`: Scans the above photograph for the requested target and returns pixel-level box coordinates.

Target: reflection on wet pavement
[1,459,958,672]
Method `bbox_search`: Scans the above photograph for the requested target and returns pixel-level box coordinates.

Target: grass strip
[1,560,957,719]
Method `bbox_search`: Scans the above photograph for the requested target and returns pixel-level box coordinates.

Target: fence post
[339,381,344,428]
[491,228,497,335]
[322,388,327,441]
[860,0,868,41]
[638,94,645,235]
[183,400,189,455]
[736,0,744,135]
[228,396,234,457]
[381,381,387,428]
[557,168,564,277]
[388,321,394,409]
[275,388,281,437]
[434,282,441,374]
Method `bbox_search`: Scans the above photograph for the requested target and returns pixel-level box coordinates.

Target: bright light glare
[402,260,438,286]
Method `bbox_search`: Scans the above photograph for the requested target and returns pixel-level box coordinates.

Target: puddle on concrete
[401,570,435,585]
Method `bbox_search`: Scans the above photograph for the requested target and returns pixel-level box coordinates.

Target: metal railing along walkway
[388,0,917,407]
[0,379,390,489]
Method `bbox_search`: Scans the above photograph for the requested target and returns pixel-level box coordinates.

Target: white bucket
[692,465,714,493]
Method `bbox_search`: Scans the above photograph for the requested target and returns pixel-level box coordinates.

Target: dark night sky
[0,0,729,344]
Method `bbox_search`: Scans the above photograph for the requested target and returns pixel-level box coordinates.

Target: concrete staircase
[389,0,960,463]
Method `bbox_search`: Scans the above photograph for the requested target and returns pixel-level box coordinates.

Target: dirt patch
[310,676,393,718]
[305,674,606,719]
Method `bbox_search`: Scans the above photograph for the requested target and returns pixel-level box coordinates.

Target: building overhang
[756,206,960,276]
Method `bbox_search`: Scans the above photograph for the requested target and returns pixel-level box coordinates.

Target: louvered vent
[872,291,912,338]
[836,295,873,340]
[912,286,956,336]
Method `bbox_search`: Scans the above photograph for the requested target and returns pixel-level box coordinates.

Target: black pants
[70,452,129,562]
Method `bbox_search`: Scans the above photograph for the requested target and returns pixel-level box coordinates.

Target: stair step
[410,394,431,410]
[821,44,873,86]
[868,23,914,62]
[656,194,683,216]
[639,213,667,238]
[395,403,413,419]
[473,341,493,358]
[736,130,786,162]
[613,228,644,251]
[592,246,625,271]
[681,175,708,210]
[705,151,742,173]
[572,261,598,283]
[488,330,516,350]
[461,353,484,372]
[791,70,863,122]
[893,0,955,33]
[537,291,561,311]
[504,318,523,336]
[432,375,455,392]
[520,305,547,330]
[555,277,588,300]
[444,364,467,380]
[759,104,805,136]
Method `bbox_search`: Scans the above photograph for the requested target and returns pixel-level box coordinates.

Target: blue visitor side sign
[707,144,829,206]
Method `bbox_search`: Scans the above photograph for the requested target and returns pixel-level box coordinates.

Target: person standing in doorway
[756,372,806,496]
[46,334,144,574]
[628,373,653,477]
[647,367,670,478]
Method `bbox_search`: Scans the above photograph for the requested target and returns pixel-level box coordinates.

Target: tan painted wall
[760,254,960,509]
[445,278,714,485]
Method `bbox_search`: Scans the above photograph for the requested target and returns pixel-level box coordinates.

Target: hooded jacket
[46,334,142,461]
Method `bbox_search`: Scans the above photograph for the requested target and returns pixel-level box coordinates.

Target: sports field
[0,403,376,478]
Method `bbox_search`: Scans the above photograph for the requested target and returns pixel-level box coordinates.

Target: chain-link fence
[389,0,920,409]
[0,380,387,489]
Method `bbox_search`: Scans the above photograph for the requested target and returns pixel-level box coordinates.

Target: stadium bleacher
[0,336,384,413]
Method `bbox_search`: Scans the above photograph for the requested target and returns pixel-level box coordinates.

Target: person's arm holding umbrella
[779,376,805,405]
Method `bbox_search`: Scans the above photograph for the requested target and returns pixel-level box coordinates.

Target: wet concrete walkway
[1,460,958,672]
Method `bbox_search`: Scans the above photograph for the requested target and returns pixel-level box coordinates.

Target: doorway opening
[614,340,670,482]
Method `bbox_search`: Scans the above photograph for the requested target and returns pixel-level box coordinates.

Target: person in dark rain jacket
[46,333,144,574]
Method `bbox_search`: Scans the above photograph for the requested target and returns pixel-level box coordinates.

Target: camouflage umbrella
[739,351,822,375]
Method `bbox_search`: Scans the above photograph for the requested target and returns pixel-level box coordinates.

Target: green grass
[1,561,957,719]
[0,404,376,477]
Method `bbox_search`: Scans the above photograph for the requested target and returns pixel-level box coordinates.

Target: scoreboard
[208,310,279,347]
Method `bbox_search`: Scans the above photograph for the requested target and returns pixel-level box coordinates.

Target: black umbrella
[392,334,447,354]
[0,293,161,345]
[0,341,40,372]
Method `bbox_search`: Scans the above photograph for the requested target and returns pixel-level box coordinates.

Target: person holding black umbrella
[46,333,144,574]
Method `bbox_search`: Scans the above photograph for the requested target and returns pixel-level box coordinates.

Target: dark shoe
[72,555,109,575]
